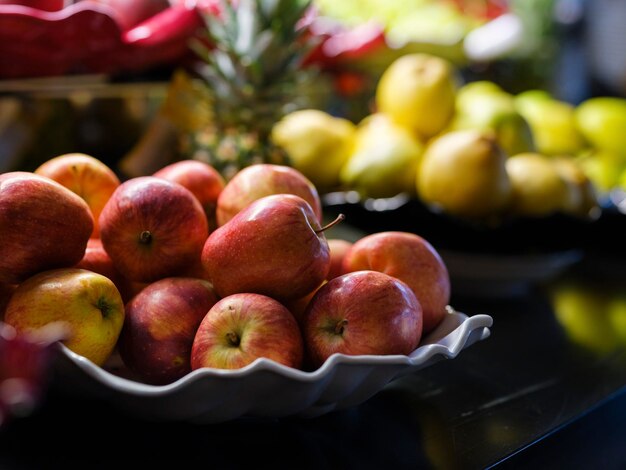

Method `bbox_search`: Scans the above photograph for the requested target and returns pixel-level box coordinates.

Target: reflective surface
[0,235,625,469]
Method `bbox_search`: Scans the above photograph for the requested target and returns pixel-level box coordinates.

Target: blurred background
[1,0,625,175]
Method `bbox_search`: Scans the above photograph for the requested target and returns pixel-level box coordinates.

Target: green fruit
[575,97,626,156]
[416,129,511,218]
[450,81,535,156]
[578,150,626,193]
[340,114,424,199]
[514,90,586,156]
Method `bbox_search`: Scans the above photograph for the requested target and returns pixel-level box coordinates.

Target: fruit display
[273,52,615,221]
[0,154,460,387]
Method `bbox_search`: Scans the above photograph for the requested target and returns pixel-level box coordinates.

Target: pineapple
[180,0,331,180]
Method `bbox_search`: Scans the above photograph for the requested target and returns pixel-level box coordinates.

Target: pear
[551,155,598,216]
[514,90,586,156]
[416,129,512,219]
[340,113,424,199]
[449,81,535,156]
[575,96,626,156]
[375,53,457,139]
[271,109,356,191]
[505,152,572,217]
[578,149,626,193]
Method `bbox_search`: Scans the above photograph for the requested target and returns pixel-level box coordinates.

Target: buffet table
[0,225,624,469]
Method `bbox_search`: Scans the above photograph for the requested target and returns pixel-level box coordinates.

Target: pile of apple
[0,154,451,385]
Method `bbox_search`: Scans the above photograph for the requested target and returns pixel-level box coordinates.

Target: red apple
[74,238,134,303]
[118,277,219,384]
[34,152,121,238]
[326,239,353,281]
[202,194,336,301]
[302,270,423,369]
[0,172,94,284]
[215,163,323,226]
[4,268,125,366]
[153,159,225,231]
[191,293,304,370]
[99,176,209,283]
[342,231,450,334]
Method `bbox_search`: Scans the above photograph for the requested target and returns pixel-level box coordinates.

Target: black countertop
[1,229,625,469]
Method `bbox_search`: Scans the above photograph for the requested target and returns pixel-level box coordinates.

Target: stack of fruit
[273,52,622,226]
[0,153,453,386]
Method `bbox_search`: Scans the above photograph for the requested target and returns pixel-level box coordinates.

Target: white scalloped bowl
[51,309,492,423]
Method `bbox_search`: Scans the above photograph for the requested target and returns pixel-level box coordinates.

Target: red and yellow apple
[0,171,94,284]
[99,176,209,283]
[342,232,450,334]
[118,277,219,384]
[215,163,323,226]
[3,268,125,366]
[34,152,121,238]
[191,293,304,370]
[302,270,423,369]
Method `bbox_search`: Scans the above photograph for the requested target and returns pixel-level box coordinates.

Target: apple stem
[226,331,240,347]
[334,319,348,336]
[315,214,345,234]
[139,230,152,245]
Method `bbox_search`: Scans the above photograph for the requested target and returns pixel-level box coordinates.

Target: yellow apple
[3,268,125,366]
[34,153,121,238]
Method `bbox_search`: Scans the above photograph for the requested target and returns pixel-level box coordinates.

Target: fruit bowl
[50,308,492,423]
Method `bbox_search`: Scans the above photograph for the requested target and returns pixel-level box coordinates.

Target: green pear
[578,149,626,193]
[449,81,535,156]
[340,114,424,199]
[575,96,626,156]
[416,129,512,218]
[514,90,586,156]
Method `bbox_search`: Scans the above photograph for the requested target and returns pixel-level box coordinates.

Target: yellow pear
[505,152,572,217]
[416,129,512,218]
[271,109,356,191]
[550,155,598,216]
[340,113,424,199]
[514,90,586,156]
[375,53,457,139]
